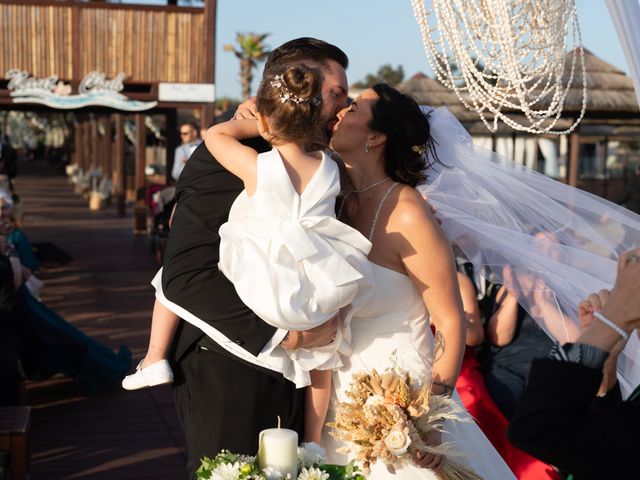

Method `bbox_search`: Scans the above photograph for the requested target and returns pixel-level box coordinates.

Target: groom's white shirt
[151,268,305,385]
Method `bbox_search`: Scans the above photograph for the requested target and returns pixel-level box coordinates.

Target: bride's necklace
[351,176,391,193]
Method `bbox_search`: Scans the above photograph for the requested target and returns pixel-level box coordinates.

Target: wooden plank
[134,114,146,192]
[113,113,126,216]
[567,130,580,187]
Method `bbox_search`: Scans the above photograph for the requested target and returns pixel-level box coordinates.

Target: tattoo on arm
[433,330,445,363]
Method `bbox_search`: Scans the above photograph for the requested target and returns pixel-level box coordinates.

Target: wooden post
[567,129,580,187]
[113,113,126,217]
[90,115,98,170]
[134,114,147,192]
[72,120,81,167]
[78,118,87,172]
[82,118,91,173]
[201,0,217,129]
[166,109,178,184]
[601,137,609,199]
[102,116,113,176]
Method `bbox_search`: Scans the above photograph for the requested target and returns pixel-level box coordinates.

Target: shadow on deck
[15,164,187,479]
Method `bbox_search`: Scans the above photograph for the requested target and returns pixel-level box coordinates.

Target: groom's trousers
[171,323,305,479]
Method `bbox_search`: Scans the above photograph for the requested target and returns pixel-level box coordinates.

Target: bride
[319,83,516,479]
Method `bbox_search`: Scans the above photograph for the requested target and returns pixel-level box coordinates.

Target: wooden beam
[165,109,177,184]
[134,114,146,192]
[201,0,216,129]
[113,113,126,217]
[0,0,202,14]
[72,4,81,84]
[102,115,112,175]
[90,115,98,170]
[601,137,609,199]
[567,130,580,187]
[72,119,81,167]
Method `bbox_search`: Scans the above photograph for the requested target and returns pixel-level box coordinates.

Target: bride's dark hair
[369,84,433,187]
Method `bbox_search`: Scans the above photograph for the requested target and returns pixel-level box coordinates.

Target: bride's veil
[417,106,640,397]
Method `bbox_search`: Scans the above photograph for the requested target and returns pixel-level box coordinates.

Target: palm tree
[224,33,270,100]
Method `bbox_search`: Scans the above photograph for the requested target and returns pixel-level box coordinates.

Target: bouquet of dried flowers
[328,361,483,479]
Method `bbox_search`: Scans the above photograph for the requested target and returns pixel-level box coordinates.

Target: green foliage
[197,454,366,480]
[224,33,271,100]
[351,64,405,88]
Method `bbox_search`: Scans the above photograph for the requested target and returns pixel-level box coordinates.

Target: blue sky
[129,1,630,100]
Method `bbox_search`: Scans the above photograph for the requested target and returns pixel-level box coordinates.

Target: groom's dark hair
[264,37,349,72]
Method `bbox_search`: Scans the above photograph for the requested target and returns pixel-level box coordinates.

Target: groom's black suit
[163,140,305,478]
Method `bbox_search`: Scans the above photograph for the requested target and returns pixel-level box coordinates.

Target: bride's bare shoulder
[392,185,438,229]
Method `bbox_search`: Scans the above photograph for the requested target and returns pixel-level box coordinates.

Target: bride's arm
[394,192,466,393]
[204,119,261,194]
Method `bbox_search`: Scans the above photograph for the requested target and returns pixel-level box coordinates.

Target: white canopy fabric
[607,0,640,108]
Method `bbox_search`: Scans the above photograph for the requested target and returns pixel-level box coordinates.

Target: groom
[160,38,351,477]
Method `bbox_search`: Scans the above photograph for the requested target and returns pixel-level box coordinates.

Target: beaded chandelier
[411,0,587,134]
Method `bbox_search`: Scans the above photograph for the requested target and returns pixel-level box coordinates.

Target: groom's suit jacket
[162,138,280,373]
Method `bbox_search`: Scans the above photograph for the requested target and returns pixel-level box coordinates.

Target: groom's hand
[281,313,340,350]
[233,97,258,120]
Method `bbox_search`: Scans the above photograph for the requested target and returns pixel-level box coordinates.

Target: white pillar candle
[258,427,298,479]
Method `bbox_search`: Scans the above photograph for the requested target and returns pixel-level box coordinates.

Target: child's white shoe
[122,359,173,390]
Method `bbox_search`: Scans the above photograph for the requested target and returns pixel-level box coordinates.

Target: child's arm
[204,119,262,194]
[304,369,332,443]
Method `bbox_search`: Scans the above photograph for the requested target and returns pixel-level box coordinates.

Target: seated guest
[0,191,42,297]
[0,247,131,394]
[0,254,21,405]
[455,264,559,480]
[478,265,556,419]
[509,248,640,479]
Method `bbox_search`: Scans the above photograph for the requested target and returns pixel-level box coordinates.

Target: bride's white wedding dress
[321,263,516,479]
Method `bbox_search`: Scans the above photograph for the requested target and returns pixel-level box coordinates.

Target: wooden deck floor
[15,166,187,479]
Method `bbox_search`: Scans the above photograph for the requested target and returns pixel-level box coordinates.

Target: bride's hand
[415,430,445,471]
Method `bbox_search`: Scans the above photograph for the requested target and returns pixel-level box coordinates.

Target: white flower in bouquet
[297,466,330,480]
[262,466,286,480]
[209,461,243,480]
[384,426,412,456]
[297,442,326,468]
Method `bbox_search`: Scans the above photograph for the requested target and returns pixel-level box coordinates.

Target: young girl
[123,64,372,442]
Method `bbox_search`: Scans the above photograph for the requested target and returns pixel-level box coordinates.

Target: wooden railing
[0,1,206,83]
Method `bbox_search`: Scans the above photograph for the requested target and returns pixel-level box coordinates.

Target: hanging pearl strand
[410,0,587,135]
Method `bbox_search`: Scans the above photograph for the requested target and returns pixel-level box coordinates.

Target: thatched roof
[557,49,639,114]
[397,73,478,122]
[398,49,639,134]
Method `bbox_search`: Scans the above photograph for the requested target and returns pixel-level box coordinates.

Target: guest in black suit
[508,248,640,479]
[157,38,351,477]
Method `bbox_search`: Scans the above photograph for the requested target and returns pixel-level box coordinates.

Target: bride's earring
[364,143,369,153]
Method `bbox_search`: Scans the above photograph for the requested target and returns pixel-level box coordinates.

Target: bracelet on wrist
[593,311,629,342]
[431,380,454,397]
[286,330,304,351]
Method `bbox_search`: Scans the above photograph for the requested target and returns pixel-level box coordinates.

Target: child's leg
[142,299,181,367]
[304,369,332,443]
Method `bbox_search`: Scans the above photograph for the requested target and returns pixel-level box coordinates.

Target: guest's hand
[600,247,640,332]
[415,430,444,470]
[578,288,624,395]
[233,97,258,120]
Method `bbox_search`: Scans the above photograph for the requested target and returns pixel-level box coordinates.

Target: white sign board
[5,70,157,111]
[158,83,215,103]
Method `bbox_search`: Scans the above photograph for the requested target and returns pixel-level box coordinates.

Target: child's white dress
[218,148,373,386]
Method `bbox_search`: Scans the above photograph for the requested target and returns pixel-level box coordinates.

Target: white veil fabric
[417,107,640,398]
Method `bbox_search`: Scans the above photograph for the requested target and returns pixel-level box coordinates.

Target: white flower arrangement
[197,444,365,480]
